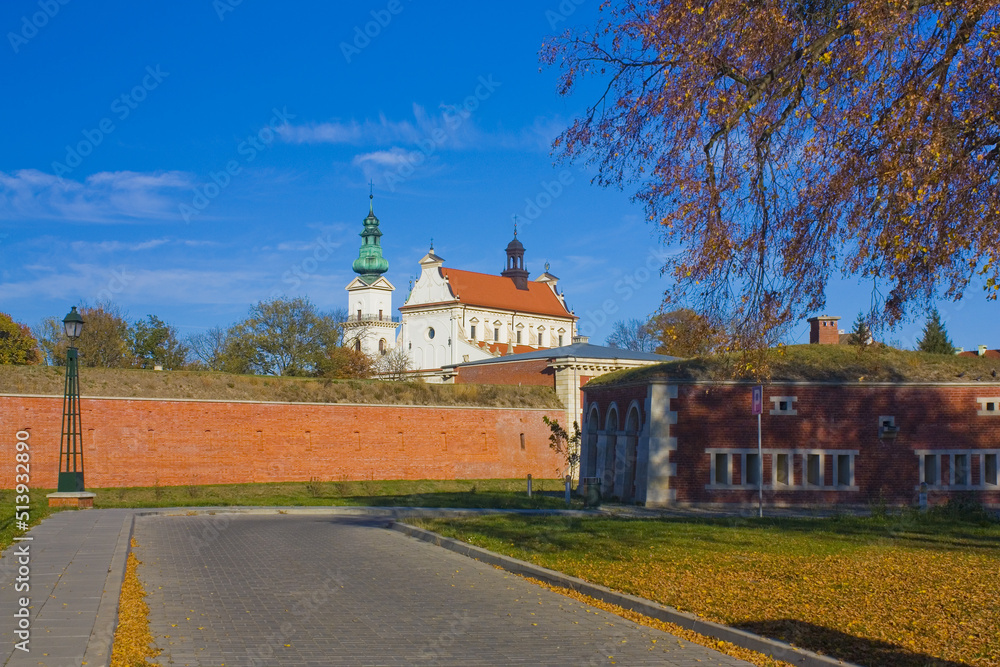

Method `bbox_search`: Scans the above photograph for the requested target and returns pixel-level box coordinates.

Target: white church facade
[344,198,577,380]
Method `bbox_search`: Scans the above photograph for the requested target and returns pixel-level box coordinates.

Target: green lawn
[415,507,1000,667]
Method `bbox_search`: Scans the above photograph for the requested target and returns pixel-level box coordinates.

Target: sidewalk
[0,509,134,667]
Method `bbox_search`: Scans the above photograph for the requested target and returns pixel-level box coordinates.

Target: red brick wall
[585,382,1000,506]
[0,396,565,488]
[455,359,555,387]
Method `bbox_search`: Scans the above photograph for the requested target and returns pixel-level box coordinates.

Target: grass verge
[89,478,583,510]
[414,507,1000,667]
[0,365,562,408]
[0,490,59,554]
[110,538,159,667]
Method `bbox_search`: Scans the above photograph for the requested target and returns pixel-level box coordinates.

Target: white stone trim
[977,397,1000,416]
[769,396,798,416]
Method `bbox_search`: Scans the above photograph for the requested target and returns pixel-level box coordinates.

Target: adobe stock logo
[7,0,71,54]
[340,0,413,64]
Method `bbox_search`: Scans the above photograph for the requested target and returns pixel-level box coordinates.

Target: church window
[379,339,387,354]
[558,334,564,346]
[494,327,500,341]
[427,327,436,340]
[357,309,362,320]
[470,325,476,339]
[516,330,522,344]
[354,339,361,352]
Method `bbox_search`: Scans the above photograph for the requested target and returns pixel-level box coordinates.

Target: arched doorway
[602,407,618,493]
[623,406,641,503]
[585,407,599,478]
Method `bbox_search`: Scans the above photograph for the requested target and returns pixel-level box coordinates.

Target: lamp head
[63,306,85,340]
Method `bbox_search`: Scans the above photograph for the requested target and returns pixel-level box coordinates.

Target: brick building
[581,374,1000,508]
[445,337,674,432]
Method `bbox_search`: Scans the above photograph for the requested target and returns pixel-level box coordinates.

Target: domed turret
[352,194,389,283]
[501,219,529,290]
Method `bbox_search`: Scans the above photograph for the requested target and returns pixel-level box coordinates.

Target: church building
[397,228,578,381]
[343,197,578,381]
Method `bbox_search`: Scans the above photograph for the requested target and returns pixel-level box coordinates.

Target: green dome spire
[352,194,389,283]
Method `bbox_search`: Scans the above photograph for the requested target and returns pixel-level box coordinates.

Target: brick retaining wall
[0,395,565,488]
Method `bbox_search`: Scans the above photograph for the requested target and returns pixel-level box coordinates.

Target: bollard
[526,474,532,498]
[564,475,572,506]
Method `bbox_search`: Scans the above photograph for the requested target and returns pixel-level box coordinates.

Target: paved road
[135,514,751,666]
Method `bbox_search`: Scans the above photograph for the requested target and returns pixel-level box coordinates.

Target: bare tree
[605,318,658,353]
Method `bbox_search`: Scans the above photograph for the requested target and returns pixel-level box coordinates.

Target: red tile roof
[440,268,575,319]
[479,342,537,356]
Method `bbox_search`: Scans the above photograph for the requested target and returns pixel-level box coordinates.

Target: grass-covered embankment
[591,343,1000,386]
[415,508,1000,667]
[0,365,562,408]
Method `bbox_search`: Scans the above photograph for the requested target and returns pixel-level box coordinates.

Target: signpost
[752,385,763,518]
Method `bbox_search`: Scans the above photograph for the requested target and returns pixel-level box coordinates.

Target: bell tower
[344,192,397,357]
[501,219,529,290]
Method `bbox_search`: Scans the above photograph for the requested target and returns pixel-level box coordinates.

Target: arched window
[623,406,641,502]
[379,339,387,355]
[354,339,361,352]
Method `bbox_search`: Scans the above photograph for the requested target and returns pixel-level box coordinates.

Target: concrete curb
[129,506,600,519]
[390,522,858,667]
[82,512,136,667]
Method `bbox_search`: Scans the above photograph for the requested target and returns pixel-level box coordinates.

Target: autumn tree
[545,2,1000,361]
[371,347,411,381]
[605,318,658,352]
[0,313,41,364]
[37,302,131,367]
[647,309,725,358]
[917,308,956,354]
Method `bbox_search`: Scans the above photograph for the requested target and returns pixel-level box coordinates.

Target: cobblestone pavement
[135,514,752,667]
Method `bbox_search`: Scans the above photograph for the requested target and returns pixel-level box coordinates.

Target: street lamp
[58,307,85,492]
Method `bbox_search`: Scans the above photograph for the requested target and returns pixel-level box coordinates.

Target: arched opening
[354,339,361,352]
[585,407,600,478]
[623,406,641,503]
[602,407,618,493]
[379,339,387,355]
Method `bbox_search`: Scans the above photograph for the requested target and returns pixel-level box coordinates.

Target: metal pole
[757,412,763,518]
[564,475,571,506]
[58,346,85,492]
[527,474,532,498]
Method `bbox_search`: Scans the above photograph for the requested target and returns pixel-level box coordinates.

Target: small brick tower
[807,315,841,345]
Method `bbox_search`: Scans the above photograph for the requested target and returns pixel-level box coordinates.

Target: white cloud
[352,148,421,169]
[70,238,171,254]
[0,169,194,223]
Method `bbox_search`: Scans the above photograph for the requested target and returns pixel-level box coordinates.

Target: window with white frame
[807,454,822,487]
[977,397,1000,416]
[769,396,798,415]
[705,448,858,491]
[916,450,1000,489]
[775,453,791,485]
[708,449,856,490]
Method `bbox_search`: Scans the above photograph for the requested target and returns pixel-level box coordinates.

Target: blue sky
[0,0,995,350]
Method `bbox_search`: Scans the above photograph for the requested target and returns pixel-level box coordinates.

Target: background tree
[318,346,374,380]
[371,347,411,381]
[647,309,725,358]
[917,309,956,354]
[546,2,1000,358]
[848,312,873,347]
[605,318,658,352]
[0,313,41,364]
[37,302,130,367]
[130,315,190,369]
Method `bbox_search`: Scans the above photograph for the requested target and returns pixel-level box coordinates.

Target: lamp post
[58,307,85,492]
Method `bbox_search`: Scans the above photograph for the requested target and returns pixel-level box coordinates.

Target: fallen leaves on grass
[521,575,794,667]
